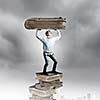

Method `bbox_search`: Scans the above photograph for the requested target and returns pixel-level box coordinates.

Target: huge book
[24,17,66,30]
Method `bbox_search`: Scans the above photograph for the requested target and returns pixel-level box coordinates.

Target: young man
[36,29,62,75]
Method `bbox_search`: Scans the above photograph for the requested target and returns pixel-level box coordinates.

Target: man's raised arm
[36,29,44,42]
[55,29,62,40]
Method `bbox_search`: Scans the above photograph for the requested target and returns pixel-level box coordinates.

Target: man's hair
[45,30,52,36]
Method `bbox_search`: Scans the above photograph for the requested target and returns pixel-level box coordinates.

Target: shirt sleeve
[55,30,62,41]
[36,30,45,43]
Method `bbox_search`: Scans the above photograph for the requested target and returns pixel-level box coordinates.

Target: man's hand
[36,29,41,33]
[37,29,41,30]
[54,28,57,30]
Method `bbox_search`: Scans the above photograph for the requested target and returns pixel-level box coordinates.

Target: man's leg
[48,54,57,72]
[43,52,48,74]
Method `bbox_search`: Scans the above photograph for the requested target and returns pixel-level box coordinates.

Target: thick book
[24,17,66,30]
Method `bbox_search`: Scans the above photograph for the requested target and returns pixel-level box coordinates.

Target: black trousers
[43,51,57,73]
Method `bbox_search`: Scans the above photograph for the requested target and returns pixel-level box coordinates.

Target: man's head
[45,30,53,38]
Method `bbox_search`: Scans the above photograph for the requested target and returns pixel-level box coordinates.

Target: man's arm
[36,29,44,43]
[55,29,62,41]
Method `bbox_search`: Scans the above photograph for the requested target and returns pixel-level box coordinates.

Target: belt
[44,51,54,56]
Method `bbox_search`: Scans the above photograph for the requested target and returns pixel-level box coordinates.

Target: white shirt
[36,30,61,53]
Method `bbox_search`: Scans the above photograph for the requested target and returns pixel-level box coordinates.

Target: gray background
[0,0,100,100]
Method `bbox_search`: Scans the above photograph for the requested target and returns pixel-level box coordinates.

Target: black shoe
[52,70,62,74]
[42,72,48,75]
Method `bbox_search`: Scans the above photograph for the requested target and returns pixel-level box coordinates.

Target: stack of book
[29,72,63,100]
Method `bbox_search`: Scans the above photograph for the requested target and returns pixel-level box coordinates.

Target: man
[36,29,62,75]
